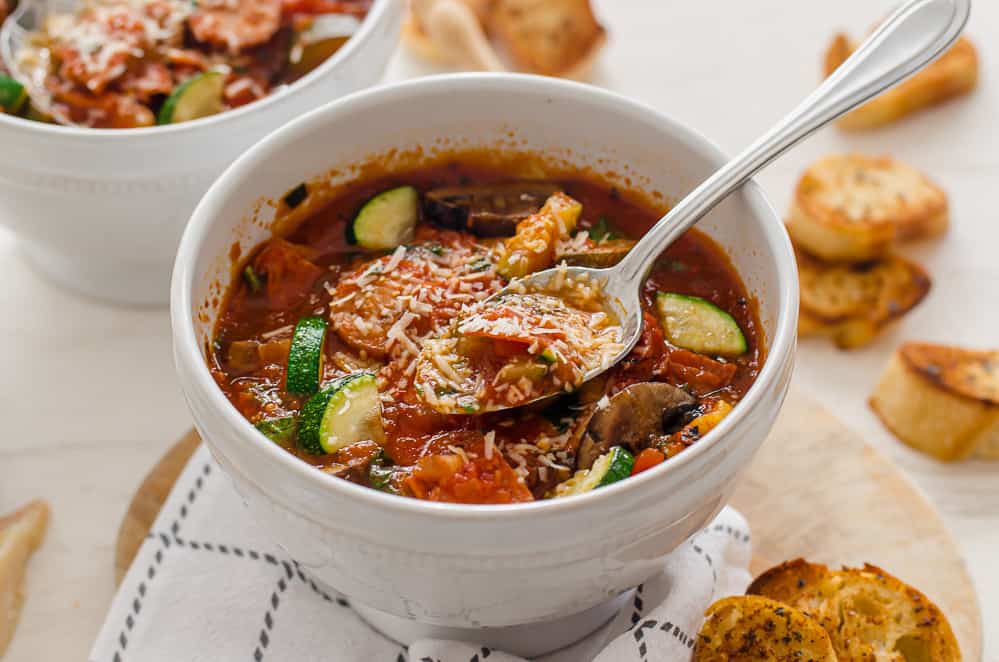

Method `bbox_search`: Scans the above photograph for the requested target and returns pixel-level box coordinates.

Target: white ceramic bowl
[0,0,401,305]
[172,74,798,657]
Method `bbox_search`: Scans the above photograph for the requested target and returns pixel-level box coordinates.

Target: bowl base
[21,240,170,306]
[352,591,633,658]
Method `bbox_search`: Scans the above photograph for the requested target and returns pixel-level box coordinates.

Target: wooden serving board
[115,389,983,660]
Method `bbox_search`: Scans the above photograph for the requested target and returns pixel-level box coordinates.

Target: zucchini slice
[243,265,264,294]
[551,447,634,497]
[0,76,27,115]
[255,417,298,446]
[298,372,385,455]
[286,317,328,395]
[157,71,224,125]
[656,292,747,357]
[349,186,419,250]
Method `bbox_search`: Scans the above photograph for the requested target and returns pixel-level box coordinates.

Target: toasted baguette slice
[796,247,931,349]
[404,1,493,64]
[787,154,948,262]
[0,500,49,656]
[694,595,838,662]
[487,0,607,78]
[406,0,506,72]
[870,342,999,461]
[825,34,979,130]
[749,559,961,662]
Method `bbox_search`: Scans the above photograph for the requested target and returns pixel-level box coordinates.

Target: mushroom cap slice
[577,382,695,470]
[556,238,637,268]
[423,181,562,237]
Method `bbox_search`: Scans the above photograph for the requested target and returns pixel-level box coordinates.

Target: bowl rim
[172,72,799,522]
[0,0,395,139]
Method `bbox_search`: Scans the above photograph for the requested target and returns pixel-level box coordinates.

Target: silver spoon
[444,0,971,413]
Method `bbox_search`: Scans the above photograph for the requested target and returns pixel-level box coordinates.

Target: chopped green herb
[541,394,582,433]
[468,257,492,272]
[664,259,687,272]
[369,464,396,492]
[283,183,308,209]
[243,265,264,293]
[368,449,401,494]
[255,417,298,446]
[588,217,618,241]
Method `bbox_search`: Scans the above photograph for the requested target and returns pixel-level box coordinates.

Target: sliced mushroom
[557,238,637,268]
[423,181,561,237]
[577,382,695,470]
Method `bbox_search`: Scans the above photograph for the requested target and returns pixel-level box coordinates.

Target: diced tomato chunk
[280,0,371,17]
[189,0,282,53]
[334,439,381,469]
[665,347,737,395]
[631,448,665,475]
[608,311,669,392]
[253,239,322,309]
[119,62,174,102]
[404,449,533,505]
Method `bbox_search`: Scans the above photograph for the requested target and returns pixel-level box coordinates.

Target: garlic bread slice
[487,0,606,78]
[871,342,999,461]
[749,560,961,662]
[694,595,837,662]
[788,154,948,262]
[0,500,49,656]
[825,34,979,130]
[796,247,930,349]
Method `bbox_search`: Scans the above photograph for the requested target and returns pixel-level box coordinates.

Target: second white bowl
[0,0,401,305]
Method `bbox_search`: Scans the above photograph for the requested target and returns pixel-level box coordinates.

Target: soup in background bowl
[0,0,400,304]
[2,0,372,128]
[172,74,797,656]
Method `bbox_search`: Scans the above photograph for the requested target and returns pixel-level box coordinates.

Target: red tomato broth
[210,161,765,503]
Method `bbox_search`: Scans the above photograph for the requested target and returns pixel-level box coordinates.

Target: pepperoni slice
[189,0,283,53]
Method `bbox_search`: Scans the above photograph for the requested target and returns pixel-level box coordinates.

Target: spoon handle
[617,0,971,285]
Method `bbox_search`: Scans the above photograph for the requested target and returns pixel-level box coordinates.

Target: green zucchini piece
[656,292,747,357]
[157,71,224,125]
[539,347,559,364]
[551,447,634,497]
[0,76,27,115]
[243,265,264,293]
[286,317,328,395]
[349,186,419,250]
[255,417,298,446]
[298,372,384,455]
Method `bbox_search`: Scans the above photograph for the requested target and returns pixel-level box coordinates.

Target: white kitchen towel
[90,444,752,662]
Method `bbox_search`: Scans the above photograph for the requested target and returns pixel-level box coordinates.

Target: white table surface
[1,1,997,660]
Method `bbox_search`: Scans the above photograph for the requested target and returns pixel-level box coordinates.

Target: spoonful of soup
[416,0,970,414]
